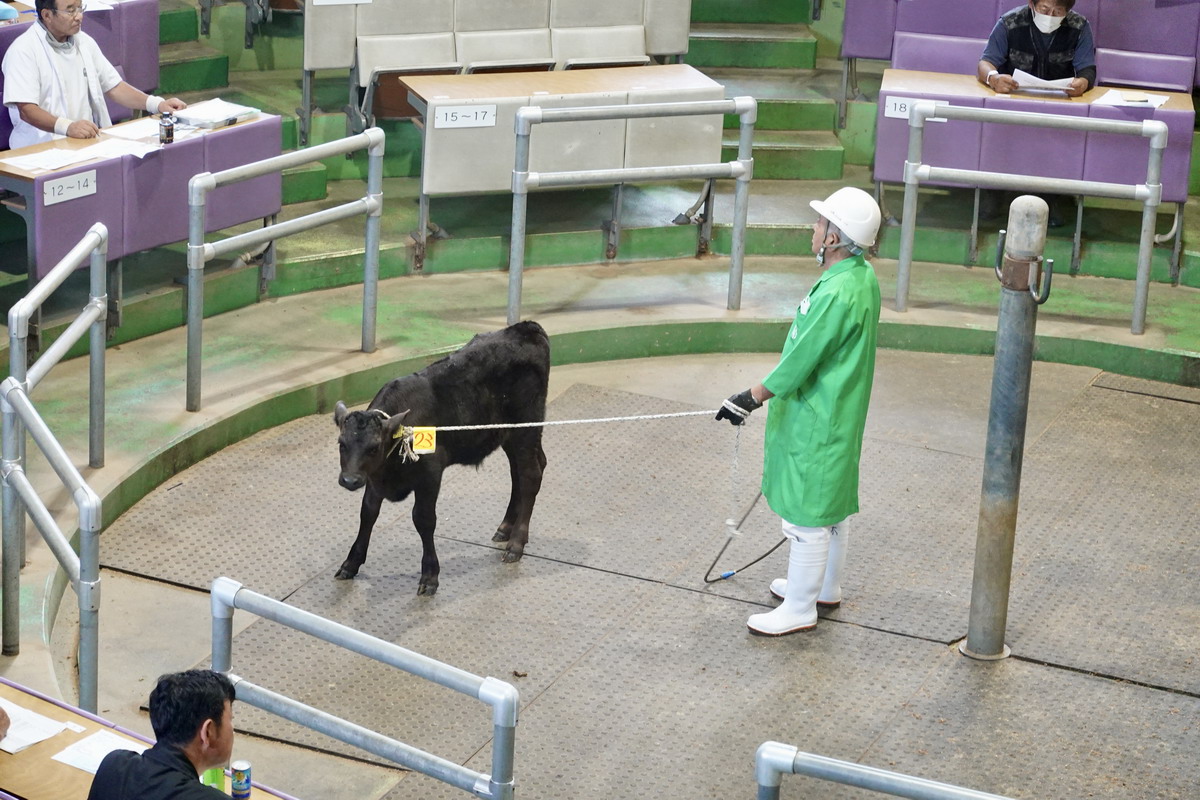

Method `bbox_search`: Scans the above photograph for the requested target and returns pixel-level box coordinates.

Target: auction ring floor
[90,351,1200,799]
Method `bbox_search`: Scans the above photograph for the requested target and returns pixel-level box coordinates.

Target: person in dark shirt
[88,670,236,800]
[978,0,1097,97]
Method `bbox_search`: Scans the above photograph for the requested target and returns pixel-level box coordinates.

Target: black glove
[715,389,762,426]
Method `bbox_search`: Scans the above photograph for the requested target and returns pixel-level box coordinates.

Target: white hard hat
[809,187,882,248]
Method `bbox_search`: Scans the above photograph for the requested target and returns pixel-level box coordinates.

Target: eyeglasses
[53,4,87,16]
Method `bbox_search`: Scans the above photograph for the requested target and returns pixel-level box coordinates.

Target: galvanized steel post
[727,96,756,311]
[1131,120,1166,335]
[961,195,1050,661]
[88,237,107,468]
[186,173,214,412]
[508,107,536,327]
[362,130,384,353]
[894,100,929,312]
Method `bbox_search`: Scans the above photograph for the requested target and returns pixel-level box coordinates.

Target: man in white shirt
[1,0,187,149]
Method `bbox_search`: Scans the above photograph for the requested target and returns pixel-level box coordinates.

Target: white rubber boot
[769,520,848,608]
[818,519,848,608]
[748,529,829,636]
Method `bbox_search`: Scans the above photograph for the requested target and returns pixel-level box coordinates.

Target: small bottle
[158,111,174,145]
[199,766,224,791]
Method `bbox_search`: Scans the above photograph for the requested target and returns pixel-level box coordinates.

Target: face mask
[1032,10,1064,34]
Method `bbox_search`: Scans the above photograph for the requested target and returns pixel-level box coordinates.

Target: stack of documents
[174,98,260,129]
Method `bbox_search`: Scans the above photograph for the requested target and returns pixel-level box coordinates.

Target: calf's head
[333,401,409,491]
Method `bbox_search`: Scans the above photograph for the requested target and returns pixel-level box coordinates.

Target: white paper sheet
[51,729,149,774]
[103,116,163,141]
[0,696,70,753]
[1092,89,1169,108]
[0,148,94,172]
[73,137,162,161]
[1012,68,1074,90]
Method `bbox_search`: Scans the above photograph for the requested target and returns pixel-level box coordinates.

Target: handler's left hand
[715,389,762,426]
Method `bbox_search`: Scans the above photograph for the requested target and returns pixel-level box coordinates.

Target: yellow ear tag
[411,427,437,454]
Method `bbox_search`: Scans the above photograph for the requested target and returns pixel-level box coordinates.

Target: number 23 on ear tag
[411,427,437,454]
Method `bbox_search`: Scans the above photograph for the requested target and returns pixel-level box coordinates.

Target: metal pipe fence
[210,577,519,799]
[755,743,1015,800]
[894,101,1166,334]
[2,223,108,711]
[186,128,386,411]
[507,96,757,325]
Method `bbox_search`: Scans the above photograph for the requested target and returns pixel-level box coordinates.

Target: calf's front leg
[336,485,383,579]
[412,489,440,596]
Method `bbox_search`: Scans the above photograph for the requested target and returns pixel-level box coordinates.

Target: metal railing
[186,128,386,411]
[507,96,757,325]
[755,743,1015,800]
[2,223,108,712]
[211,577,519,799]
[894,101,1167,335]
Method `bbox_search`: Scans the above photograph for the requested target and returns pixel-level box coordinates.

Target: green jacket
[760,254,881,527]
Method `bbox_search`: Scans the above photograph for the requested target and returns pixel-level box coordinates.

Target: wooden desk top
[0,112,270,183]
[882,68,1194,111]
[0,681,282,799]
[399,63,720,102]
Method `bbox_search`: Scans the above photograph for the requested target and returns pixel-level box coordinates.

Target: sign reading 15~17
[433,104,498,129]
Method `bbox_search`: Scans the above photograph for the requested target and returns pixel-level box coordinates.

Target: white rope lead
[393,409,727,462]
[430,409,720,432]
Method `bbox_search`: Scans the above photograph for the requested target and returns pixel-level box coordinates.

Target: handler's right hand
[715,389,762,426]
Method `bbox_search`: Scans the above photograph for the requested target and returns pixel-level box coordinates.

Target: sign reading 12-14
[433,105,498,129]
[43,170,97,207]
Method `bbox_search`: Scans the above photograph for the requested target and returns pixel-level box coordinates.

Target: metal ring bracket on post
[186,128,385,412]
[211,577,519,800]
[896,101,1165,334]
[507,96,757,326]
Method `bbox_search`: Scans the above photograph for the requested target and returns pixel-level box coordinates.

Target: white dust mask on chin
[1032,11,1064,34]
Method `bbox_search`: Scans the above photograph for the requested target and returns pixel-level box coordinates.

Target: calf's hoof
[416,580,439,596]
[501,548,524,563]
[334,563,360,580]
[492,528,511,542]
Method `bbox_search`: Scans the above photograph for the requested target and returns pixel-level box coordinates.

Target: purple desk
[876,69,1194,199]
[875,70,993,187]
[875,68,1194,282]
[0,676,298,800]
[202,115,283,233]
[0,114,283,280]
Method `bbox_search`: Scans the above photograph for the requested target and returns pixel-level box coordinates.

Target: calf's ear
[334,401,349,427]
[383,409,410,440]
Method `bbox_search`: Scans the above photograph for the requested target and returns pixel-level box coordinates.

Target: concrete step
[705,67,837,131]
[158,40,230,94]
[691,0,811,25]
[686,23,817,70]
[282,161,328,205]
[725,129,844,180]
[159,0,199,46]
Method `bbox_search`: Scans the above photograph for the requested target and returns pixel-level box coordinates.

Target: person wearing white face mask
[977,0,1096,98]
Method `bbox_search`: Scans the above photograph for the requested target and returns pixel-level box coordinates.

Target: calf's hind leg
[496,438,546,563]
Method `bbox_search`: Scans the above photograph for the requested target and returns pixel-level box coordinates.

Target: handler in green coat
[716,187,882,636]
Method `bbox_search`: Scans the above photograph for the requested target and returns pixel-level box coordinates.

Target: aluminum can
[231,759,252,799]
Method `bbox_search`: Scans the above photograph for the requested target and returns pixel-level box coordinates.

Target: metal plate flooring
[100,360,1200,798]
